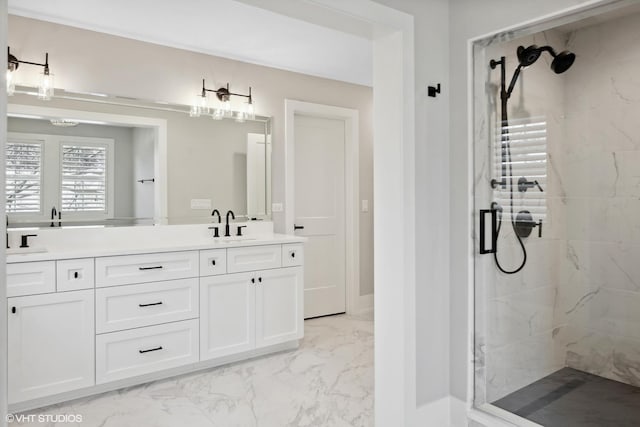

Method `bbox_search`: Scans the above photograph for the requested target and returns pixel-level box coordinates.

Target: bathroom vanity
[5,224,304,411]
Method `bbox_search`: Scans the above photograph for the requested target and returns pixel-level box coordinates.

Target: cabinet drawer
[199,249,227,276]
[96,319,199,384]
[95,251,198,287]
[57,258,95,292]
[96,278,199,333]
[282,243,304,267]
[7,261,56,297]
[227,245,282,273]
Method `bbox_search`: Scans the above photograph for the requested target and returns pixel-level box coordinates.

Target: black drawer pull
[291,252,296,258]
[251,278,255,284]
[258,277,262,283]
[74,271,79,279]
[139,266,163,271]
[211,260,216,266]
[139,346,163,354]
[139,301,163,307]
[294,225,304,230]
[11,307,16,314]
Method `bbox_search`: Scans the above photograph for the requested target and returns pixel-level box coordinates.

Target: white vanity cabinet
[6,238,304,411]
[7,290,95,404]
[200,250,304,361]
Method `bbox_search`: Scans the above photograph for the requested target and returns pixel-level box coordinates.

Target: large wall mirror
[6,87,272,228]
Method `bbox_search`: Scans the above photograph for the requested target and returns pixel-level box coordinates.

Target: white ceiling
[8,0,373,86]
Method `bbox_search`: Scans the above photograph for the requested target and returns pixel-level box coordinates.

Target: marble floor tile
[10,314,374,427]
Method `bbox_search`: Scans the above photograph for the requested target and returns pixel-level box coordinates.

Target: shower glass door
[473,2,640,426]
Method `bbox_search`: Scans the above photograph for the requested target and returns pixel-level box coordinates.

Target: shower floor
[492,367,640,427]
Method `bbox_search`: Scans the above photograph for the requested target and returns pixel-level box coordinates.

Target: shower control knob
[518,177,544,193]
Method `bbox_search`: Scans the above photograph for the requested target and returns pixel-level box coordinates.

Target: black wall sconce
[7,46,54,100]
[428,83,441,98]
[191,79,255,122]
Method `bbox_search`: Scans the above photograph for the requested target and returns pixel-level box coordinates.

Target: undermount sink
[7,246,48,255]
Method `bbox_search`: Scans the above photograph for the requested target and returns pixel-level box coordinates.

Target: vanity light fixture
[7,46,55,100]
[191,79,255,121]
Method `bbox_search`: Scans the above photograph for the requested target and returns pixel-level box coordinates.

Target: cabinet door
[8,290,95,403]
[255,267,304,348]
[200,272,255,360]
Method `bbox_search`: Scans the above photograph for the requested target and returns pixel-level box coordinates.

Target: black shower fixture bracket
[428,83,441,98]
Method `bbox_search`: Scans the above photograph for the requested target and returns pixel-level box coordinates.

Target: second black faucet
[225,210,235,237]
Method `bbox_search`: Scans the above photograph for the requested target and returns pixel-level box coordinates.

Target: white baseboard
[415,395,468,427]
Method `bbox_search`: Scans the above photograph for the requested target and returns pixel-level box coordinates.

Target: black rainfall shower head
[516,45,576,74]
[517,45,542,67]
[551,50,576,74]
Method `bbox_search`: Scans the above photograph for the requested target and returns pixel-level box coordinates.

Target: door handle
[294,225,304,230]
[479,209,497,254]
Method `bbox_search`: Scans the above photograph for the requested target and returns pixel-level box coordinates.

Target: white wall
[8,14,375,297]
[372,0,452,408]
[449,0,598,404]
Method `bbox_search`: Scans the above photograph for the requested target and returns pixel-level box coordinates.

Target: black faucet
[211,209,221,223]
[50,206,57,227]
[209,209,222,238]
[225,210,235,237]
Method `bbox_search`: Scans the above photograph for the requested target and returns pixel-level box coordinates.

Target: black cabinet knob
[258,277,262,283]
[74,271,79,279]
[11,307,16,314]
[211,260,216,266]
[291,252,296,258]
[251,278,255,284]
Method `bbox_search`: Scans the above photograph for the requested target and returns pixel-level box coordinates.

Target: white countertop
[7,233,305,263]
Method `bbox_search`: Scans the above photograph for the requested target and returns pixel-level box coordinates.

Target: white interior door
[294,114,346,318]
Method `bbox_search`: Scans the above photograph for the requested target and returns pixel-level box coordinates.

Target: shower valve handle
[518,177,544,193]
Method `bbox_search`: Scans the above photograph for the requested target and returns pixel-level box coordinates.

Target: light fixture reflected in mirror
[7,47,54,100]
[191,79,255,121]
[212,108,224,120]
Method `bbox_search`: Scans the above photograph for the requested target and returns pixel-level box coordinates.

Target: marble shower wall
[474,30,569,403]
[556,11,640,387]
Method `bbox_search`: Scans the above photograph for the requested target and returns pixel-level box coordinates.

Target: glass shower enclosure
[473,1,640,426]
